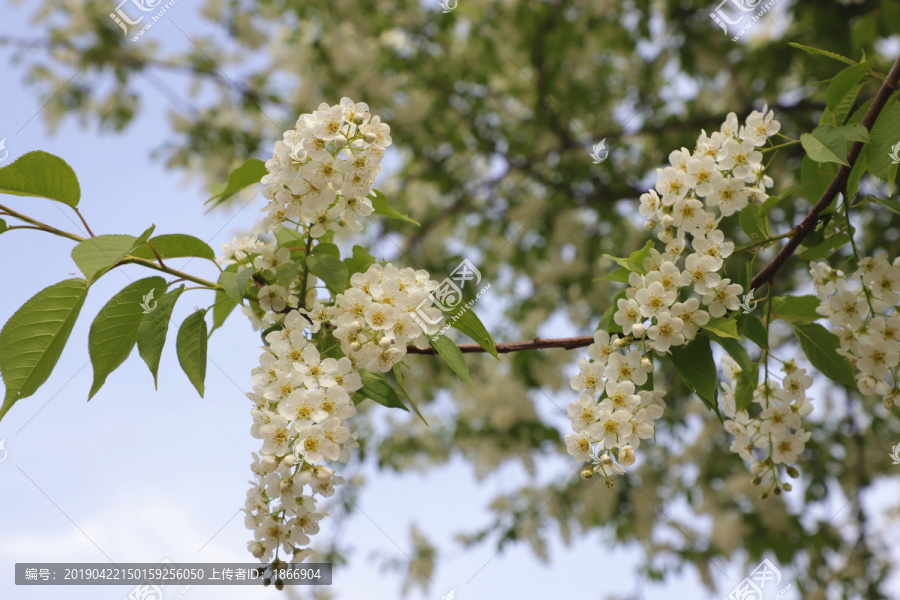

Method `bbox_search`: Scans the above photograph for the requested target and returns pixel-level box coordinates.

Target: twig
[406,335,596,355]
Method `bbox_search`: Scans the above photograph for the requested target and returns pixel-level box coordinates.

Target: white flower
[614,298,643,333]
[646,311,685,352]
[604,350,648,386]
[741,105,781,146]
[258,285,289,312]
[703,279,743,317]
[634,281,676,318]
[772,430,811,464]
[683,254,721,293]
[656,166,691,205]
[590,409,634,449]
[571,358,605,395]
[565,431,593,461]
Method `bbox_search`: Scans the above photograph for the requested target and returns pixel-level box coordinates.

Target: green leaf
[88,277,167,398]
[866,195,900,216]
[596,266,631,283]
[866,102,900,190]
[218,267,253,305]
[627,240,655,274]
[735,362,759,412]
[343,245,377,276]
[206,158,267,207]
[370,189,420,226]
[71,234,139,281]
[669,335,718,414]
[0,151,81,207]
[825,61,873,118]
[847,151,868,199]
[137,285,185,388]
[0,279,89,420]
[738,313,768,349]
[312,243,341,259]
[801,125,849,166]
[429,334,473,389]
[771,295,822,323]
[596,290,627,334]
[449,308,498,359]
[788,43,856,66]
[712,336,751,373]
[800,156,839,204]
[739,204,767,242]
[275,260,302,288]
[129,234,216,262]
[702,316,742,340]
[176,311,208,396]
[796,231,850,260]
[355,369,408,411]
[0,218,7,234]
[210,290,238,335]
[792,322,855,387]
[835,123,869,143]
[306,254,348,295]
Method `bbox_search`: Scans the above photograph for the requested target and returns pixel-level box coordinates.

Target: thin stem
[0,204,85,243]
[118,256,221,289]
[73,208,95,237]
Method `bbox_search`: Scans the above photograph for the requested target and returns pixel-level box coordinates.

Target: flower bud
[353,113,366,125]
[613,337,627,348]
[632,323,645,338]
[364,132,377,144]
[760,491,769,500]
[580,467,594,480]
[279,478,293,492]
[641,357,653,373]
[644,219,658,231]
[379,337,393,349]
[349,341,361,352]
[782,482,792,492]
[773,486,782,496]
[260,455,279,473]
[884,397,895,411]
[751,476,762,486]
[349,321,361,333]
[786,466,800,479]
[605,478,616,489]
[334,135,348,147]
[251,544,266,559]
[619,445,636,467]
[283,454,297,467]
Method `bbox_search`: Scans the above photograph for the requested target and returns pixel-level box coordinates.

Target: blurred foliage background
[5,0,900,597]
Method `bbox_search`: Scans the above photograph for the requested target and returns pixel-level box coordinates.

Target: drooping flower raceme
[221,99,446,565]
[812,254,900,408]
[566,107,782,485]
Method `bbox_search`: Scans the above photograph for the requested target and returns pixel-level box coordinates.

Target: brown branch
[751,52,900,291]
[406,335,596,355]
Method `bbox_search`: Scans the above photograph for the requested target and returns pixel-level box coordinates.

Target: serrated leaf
[449,308,498,359]
[218,267,253,304]
[835,123,869,143]
[137,284,185,388]
[176,311,208,396]
[355,369,408,411]
[788,43,856,66]
[596,266,631,283]
[801,126,849,166]
[0,151,81,207]
[312,243,341,259]
[669,335,719,414]
[210,290,237,335]
[71,234,139,281]
[792,322,855,387]
[129,234,216,262]
[206,158,267,207]
[429,333,473,389]
[866,195,900,216]
[306,254,348,295]
[825,61,873,117]
[0,279,88,420]
[796,232,850,260]
[702,316,742,340]
[771,295,822,323]
[370,189,420,226]
[88,277,167,398]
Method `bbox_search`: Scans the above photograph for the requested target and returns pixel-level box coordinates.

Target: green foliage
[129,234,216,262]
[771,295,823,323]
[604,240,655,275]
[449,308,498,359]
[176,311,208,397]
[0,151,81,207]
[792,322,856,387]
[866,101,900,190]
[669,335,718,414]
[137,285,186,388]
[370,189,420,226]
[88,277,167,398]
[0,279,88,420]
[71,226,155,281]
[343,245,377,276]
[801,125,850,166]
[739,204,768,242]
[429,334,473,389]
[206,158,267,207]
[355,369,407,411]
[702,316,741,340]
[306,254,348,296]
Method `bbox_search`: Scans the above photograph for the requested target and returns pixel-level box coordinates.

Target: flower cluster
[244,309,360,563]
[720,357,813,497]
[812,254,900,408]
[221,101,445,564]
[565,107,782,480]
[326,263,444,372]
[259,97,391,236]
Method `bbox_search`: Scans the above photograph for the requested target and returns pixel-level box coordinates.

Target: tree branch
[751,52,900,291]
[406,335,595,355]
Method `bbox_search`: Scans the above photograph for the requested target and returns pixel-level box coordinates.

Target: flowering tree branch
[750,51,900,291]
[406,335,596,355]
